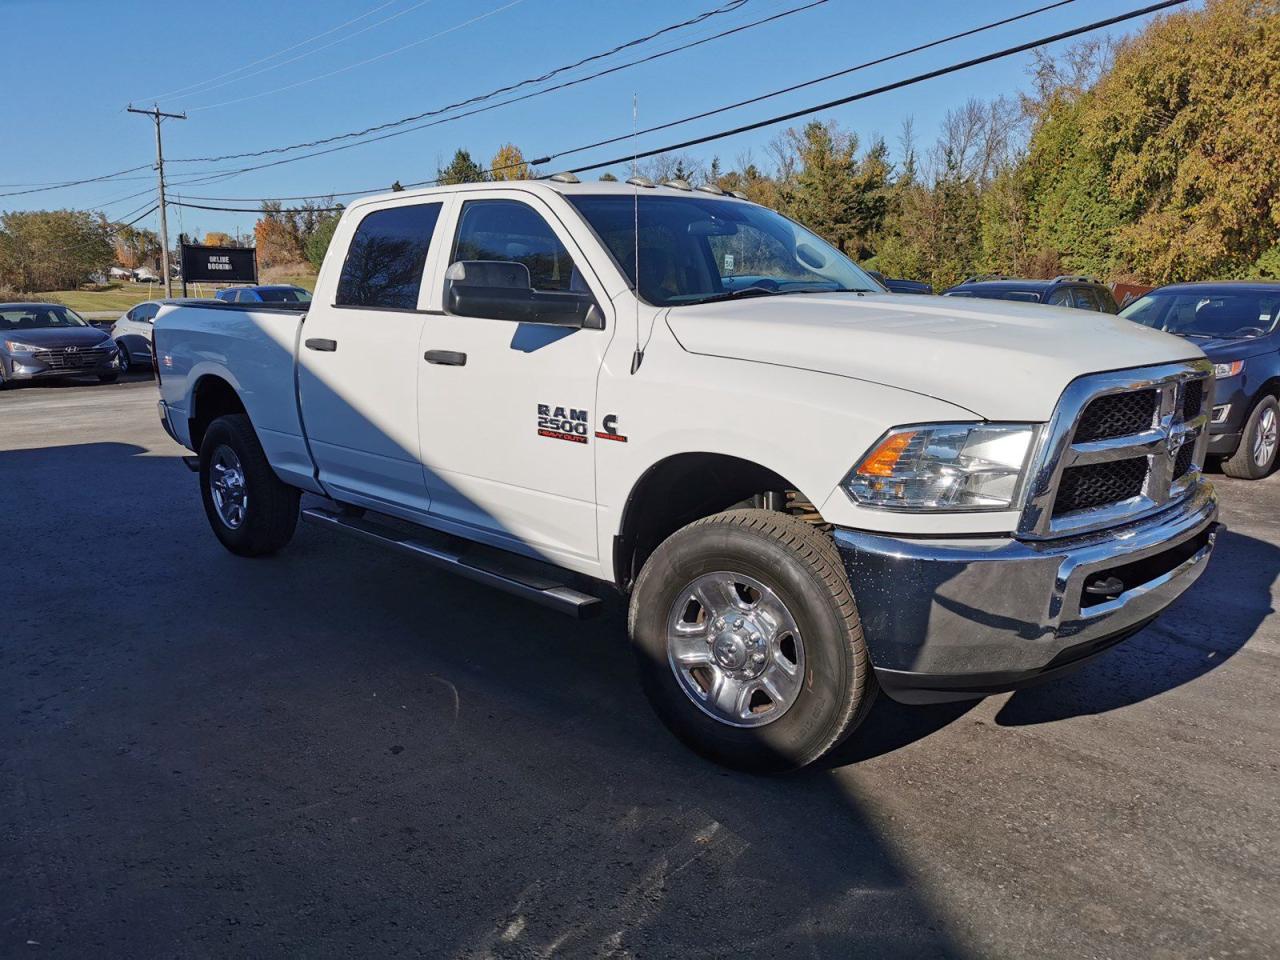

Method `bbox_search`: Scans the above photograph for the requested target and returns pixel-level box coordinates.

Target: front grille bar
[1018,359,1213,539]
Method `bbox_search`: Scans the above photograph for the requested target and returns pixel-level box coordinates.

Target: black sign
[180,243,258,284]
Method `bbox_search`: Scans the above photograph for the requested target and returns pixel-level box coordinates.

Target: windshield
[567,194,880,307]
[1120,289,1280,339]
[0,305,88,332]
[258,287,312,303]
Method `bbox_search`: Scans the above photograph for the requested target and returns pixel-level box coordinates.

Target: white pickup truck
[153,178,1219,771]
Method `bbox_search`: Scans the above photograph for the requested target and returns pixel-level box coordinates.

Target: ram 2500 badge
[153,178,1218,771]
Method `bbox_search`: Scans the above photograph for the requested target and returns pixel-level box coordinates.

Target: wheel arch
[612,451,824,592]
[188,374,248,453]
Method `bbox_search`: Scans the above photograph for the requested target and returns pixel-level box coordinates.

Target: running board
[300,507,603,619]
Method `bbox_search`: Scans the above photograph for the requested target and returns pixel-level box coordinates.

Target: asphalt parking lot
[2,375,1277,959]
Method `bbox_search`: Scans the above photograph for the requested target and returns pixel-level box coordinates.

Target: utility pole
[128,104,186,299]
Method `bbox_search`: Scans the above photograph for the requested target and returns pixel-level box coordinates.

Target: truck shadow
[994,527,1275,725]
[0,438,971,959]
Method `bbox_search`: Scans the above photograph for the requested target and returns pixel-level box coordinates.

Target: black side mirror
[443,260,603,330]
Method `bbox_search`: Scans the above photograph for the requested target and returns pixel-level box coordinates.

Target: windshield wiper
[688,286,784,305]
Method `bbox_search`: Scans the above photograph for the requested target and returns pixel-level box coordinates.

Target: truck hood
[665,292,1205,421]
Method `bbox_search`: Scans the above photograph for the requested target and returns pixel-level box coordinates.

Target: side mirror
[444,260,603,330]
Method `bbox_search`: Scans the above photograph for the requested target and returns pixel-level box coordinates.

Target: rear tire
[1223,395,1279,479]
[199,413,299,556]
[629,509,873,773]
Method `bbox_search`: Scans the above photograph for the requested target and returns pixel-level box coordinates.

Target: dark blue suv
[1121,281,1280,479]
[941,274,1119,313]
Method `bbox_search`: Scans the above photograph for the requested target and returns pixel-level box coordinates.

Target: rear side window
[337,203,442,310]
[1047,288,1072,307]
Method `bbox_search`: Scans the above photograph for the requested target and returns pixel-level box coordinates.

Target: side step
[300,507,603,619]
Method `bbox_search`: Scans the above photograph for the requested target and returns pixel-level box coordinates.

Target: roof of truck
[350,178,754,209]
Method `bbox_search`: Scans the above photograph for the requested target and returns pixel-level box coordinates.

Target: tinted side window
[1098,288,1119,313]
[337,203,442,310]
[1047,288,1072,307]
[451,199,578,292]
[1073,287,1103,311]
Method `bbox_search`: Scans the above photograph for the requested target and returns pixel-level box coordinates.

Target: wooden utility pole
[127,104,186,299]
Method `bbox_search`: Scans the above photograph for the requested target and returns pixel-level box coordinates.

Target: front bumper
[3,351,119,381]
[834,483,1219,704]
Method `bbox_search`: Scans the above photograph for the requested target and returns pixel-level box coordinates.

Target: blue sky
[0,0,1189,238]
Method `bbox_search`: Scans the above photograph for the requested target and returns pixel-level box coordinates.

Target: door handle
[305,338,337,352]
[424,350,467,366]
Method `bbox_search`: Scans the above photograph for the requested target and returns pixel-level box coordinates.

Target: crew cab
[153,179,1220,771]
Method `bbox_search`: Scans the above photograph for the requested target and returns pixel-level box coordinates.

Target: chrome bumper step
[300,506,603,619]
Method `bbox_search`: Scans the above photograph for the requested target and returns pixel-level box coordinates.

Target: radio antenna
[630,92,644,375]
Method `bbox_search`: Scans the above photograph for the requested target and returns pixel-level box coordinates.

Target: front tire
[629,509,873,773]
[115,342,131,375]
[1223,395,1279,479]
[199,413,299,556]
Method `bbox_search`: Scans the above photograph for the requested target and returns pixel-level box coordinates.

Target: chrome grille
[32,346,110,370]
[1074,390,1158,442]
[1019,360,1213,538]
[1054,457,1148,515]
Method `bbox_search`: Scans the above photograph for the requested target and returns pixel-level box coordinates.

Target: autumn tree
[114,224,160,270]
[490,143,530,180]
[201,231,235,247]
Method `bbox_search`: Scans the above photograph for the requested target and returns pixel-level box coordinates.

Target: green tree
[305,214,341,271]
[598,172,618,182]
[0,209,114,291]
[777,121,887,259]
[438,149,487,185]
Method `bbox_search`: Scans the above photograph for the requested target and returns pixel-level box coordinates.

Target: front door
[297,199,445,518]
[416,191,614,568]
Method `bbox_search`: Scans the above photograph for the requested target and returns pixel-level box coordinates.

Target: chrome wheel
[1253,406,1277,468]
[666,571,805,728]
[209,445,248,529]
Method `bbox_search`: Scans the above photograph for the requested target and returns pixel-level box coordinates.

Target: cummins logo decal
[538,404,589,443]
[596,413,628,442]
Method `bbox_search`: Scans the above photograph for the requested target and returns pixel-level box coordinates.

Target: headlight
[4,340,42,353]
[1213,360,1243,379]
[846,423,1038,511]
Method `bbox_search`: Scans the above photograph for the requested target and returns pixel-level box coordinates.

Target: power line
[132,0,410,104]
[188,0,526,113]
[169,0,1188,213]
[144,0,826,197]
[172,0,1070,204]
[170,0,758,162]
[121,205,159,228]
[562,0,1190,175]
[0,164,153,199]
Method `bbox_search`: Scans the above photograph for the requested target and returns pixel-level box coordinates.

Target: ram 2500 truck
[153,179,1219,771]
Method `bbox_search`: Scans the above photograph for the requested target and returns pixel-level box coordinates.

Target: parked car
[0,302,121,387]
[942,275,1119,313]
[1120,281,1280,479]
[214,285,312,304]
[867,270,933,294]
[153,179,1217,772]
[111,298,216,373]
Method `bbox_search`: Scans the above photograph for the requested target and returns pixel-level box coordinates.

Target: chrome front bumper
[834,482,1219,704]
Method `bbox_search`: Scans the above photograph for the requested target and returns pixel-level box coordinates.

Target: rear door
[296,199,445,519]
[416,190,614,567]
